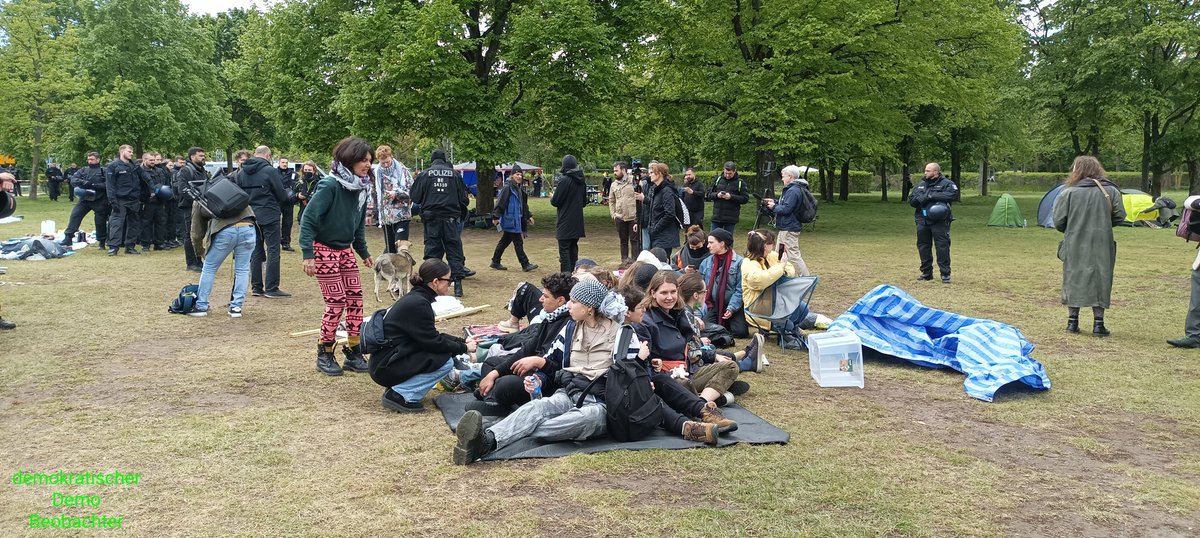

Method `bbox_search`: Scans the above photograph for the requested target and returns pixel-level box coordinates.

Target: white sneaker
[229,306,242,318]
[187,309,208,317]
[497,319,519,332]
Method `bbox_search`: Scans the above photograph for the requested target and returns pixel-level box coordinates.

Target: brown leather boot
[700,402,738,433]
[682,421,719,445]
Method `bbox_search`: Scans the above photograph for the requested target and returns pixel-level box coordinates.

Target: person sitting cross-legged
[454,280,647,465]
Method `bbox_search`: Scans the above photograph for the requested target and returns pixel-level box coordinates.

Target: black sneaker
[489,262,508,271]
[382,388,425,412]
[341,345,369,372]
[941,275,951,284]
[462,268,477,278]
[728,380,751,396]
[263,289,292,298]
[464,400,509,417]
[251,289,266,297]
[281,245,294,252]
[453,410,486,464]
[187,265,203,273]
[522,263,539,272]
[916,274,933,281]
[126,247,141,255]
[107,248,119,256]
[747,333,765,373]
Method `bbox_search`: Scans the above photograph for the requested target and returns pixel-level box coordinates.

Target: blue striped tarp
[827,285,1051,402]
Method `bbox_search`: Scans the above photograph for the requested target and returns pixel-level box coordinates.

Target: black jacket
[682,177,705,213]
[551,167,587,239]
[411,159,469,219]
[148,163,171,203]
[71,164,108,201]
[909,175,959,223]
[483,311,572,391]
[635,307,693,361]
[173,161,209,208]
[105,159,145,202]
[368,285,468,387]
[706,172,749,225]
[648,179,681,250]
[46,167,64,182]
[492,182,532,232]
[277,166,297,205]
[65,166,79,182]
[237,157,289,225]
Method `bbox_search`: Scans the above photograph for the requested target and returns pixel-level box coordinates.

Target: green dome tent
[987,193,1026,227]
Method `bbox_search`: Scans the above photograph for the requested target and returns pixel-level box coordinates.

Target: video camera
[751,189,775,218]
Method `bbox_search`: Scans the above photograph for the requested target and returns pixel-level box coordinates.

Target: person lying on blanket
[454,279,723,465]
[469,272,577,415]
[635,270,746,407]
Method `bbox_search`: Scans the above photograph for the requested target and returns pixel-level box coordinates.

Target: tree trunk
[1187,156,1199,196]
[898,136,913,201]
[878,159,888,204]
[1141,111,1153,192]
[819,163,834,203]
[949,128,962,188]
[476,159,496,215]
[838,160,849,202]
[29,125,42,200]
[901,163,911,201]
[979,144,989,197]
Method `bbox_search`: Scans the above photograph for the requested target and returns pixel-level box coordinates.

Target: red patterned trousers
[313,243,363,343]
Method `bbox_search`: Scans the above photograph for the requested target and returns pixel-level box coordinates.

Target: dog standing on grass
[374,240,415,302]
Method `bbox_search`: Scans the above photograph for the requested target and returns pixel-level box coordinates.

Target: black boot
[1092,321,1110,337]
[316,343,343,376]
[453,278,463,298]
[341,344,369,372]
[1066,317,1079,333]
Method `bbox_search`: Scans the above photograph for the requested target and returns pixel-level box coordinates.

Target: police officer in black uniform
[60,152,110,249]
[65,163,79,201]
[411,148,469,297]
[105,144,147,256]
[139,153,171,251]
[909,162,959,283]
[45,164,64,201]
[173,147,209,272]
[276,157,298,251]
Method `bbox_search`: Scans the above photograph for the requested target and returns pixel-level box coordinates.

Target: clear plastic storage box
[807,331,864,388]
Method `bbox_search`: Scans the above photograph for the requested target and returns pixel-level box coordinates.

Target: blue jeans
[392,358,454,403]
[196,224,256,311]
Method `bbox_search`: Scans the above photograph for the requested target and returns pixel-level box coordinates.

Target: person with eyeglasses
[372,259,478,412]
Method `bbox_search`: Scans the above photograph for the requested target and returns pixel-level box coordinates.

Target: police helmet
[925,202,950,222]
[153,185,174,202]
[73,187,97,202]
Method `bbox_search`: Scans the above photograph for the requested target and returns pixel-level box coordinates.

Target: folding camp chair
[743,275,819,349]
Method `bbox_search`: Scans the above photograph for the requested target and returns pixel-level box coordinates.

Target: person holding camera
[706,162,749,234]
[762,165,812,276]
[909,162,959,283]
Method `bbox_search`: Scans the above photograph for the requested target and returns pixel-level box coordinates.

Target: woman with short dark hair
[371,259,478,412]
[299,137,375,376]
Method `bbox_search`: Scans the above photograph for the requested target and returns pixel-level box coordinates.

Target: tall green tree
[77,0,233,157]
[201,8,277,164]
[0,0,97,199]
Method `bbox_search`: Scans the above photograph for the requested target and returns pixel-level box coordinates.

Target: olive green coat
[1052,179,1126,308]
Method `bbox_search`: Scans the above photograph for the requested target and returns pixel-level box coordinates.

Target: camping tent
[497,162,543,174]
[1036,184,1065,228]
[987,193,1025,227]
[452,162,478,194]
[1038,184,1160,228]
[1120,189,1158,224]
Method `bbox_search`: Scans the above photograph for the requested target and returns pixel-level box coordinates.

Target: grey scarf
[330,161,370,211]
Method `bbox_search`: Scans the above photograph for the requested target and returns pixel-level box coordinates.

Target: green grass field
[1,190,1197,536]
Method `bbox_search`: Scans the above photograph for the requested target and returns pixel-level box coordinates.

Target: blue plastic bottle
[525,375,542,399]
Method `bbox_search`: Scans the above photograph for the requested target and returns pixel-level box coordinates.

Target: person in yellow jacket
[741,228,808,350]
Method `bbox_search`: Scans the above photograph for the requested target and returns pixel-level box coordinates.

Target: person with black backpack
[763,164,814,276]
[454,279,645,465]
[188,173,257,318]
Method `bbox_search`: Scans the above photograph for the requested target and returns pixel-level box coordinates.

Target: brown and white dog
[374,240,415,302]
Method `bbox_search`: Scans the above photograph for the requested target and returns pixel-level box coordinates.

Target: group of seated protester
[364,232,818,463]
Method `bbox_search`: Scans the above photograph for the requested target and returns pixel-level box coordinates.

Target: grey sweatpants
[487,391,606,450]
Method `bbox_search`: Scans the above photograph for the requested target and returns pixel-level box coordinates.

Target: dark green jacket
[299,177,370,260]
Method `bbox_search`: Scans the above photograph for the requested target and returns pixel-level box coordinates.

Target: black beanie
[561,154,578,172]
[432,148,447,162]
[511,164,523,175]
[709,228,733,248]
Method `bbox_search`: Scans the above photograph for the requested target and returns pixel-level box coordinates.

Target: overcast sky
[183,0,271,16]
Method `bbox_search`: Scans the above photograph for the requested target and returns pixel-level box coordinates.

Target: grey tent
[1036,184,1065,228]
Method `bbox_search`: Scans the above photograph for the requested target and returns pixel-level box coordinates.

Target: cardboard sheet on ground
[434,392,789,461]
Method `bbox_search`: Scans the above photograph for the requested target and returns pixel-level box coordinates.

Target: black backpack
[197,174,250,219]
[167,284,199,314]
[575,325,663,442]
[360,308,395,355]
[797,186,818,223]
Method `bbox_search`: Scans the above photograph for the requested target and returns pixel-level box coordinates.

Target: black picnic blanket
[434,392,790,461]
